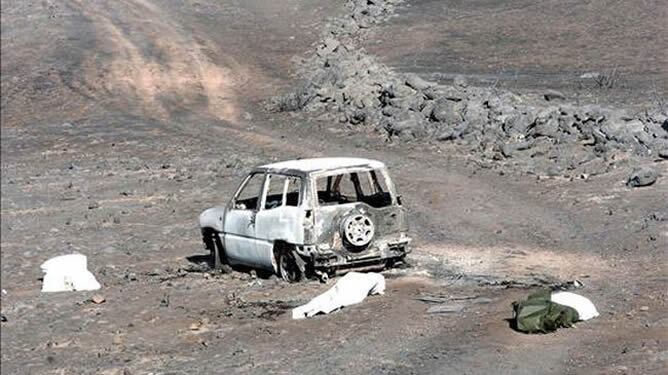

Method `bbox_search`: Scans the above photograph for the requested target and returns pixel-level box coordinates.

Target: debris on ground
[90,294,106,304]
[512,290,598,333]
[40,254,101,292]
[626,166,658,187]
[417,293,494,314]
[292,272,385,319]
[427,303,465,314]
[189,318,209,331]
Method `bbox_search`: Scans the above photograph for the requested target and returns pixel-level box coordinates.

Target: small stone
[427,303,465,314]
[640,306,649,311]
[112,335,123,345]
[544,90,566,101]
[88,201,99,209]
[90,295,106,304]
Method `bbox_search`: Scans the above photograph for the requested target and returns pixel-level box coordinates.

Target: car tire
[203,229,227,269]
[277,247,302,283]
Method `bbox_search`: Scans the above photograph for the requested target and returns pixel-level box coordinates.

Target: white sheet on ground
[292,272,385,319]
[551,291,599,321]
[41,254,101,292]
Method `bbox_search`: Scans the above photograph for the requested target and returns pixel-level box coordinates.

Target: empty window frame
[316,169,392,208]
[264,174,302,209]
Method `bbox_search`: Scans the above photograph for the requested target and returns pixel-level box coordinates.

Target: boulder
[626,167,658,187]
[431,99,464,125]
[544,90,566,101]
[404,73,435,91]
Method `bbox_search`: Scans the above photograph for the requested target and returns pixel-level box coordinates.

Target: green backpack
[512,290,579,333]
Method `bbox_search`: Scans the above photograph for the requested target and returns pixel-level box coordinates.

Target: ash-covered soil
[272,0,667,178]
[1,1,667,374]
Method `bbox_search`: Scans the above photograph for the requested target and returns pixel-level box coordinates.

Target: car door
[223,172,265,267]
[254,174,305,261]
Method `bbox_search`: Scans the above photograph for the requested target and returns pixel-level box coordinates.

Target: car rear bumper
[308,237,411,269]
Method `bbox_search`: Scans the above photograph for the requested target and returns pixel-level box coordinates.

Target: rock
[90,294,106,304]
[463,100,487,126]
[1,314,7,322]
[88,201,99,210]
[404,73,434,91]
[580,72,600,79]
[453,75,468,88]
[112,335,123,345]
[469,297,494,304]
[544,90,566,101]
[431,99,463,125]
[658,149,668,159]
[436,130,455,142]
[316,37,340,57]
[626,167,658,187]
[424,85,463,101]
[501,140,534,158]
[503,112,535,137]
[427,303,465,314]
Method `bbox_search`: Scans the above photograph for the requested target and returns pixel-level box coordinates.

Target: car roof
[254,157,385,176]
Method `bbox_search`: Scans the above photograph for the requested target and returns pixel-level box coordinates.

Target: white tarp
[551,291,599,321]
[41,254,101,292]
[292,272,385,319]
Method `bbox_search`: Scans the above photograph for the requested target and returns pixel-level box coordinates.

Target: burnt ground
[1,1,667,374]
[366,0,668,107]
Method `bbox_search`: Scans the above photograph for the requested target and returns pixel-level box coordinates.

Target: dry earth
[1,1,667,374]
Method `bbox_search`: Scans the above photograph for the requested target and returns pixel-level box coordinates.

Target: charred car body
[199,157,411,282]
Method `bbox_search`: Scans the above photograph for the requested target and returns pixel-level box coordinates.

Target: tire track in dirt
[67,0,321,158]
[70,0,248,123]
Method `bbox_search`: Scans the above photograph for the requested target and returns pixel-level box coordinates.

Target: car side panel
[255,206,305,244]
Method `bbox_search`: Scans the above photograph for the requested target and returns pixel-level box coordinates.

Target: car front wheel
[203,229,226,269]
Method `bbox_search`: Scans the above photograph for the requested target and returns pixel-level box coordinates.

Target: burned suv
[199,157,410,282]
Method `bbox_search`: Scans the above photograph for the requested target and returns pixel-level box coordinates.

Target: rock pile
[271,0,668,176]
